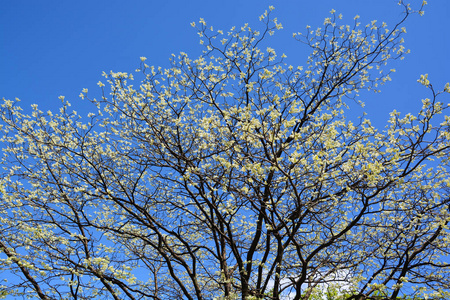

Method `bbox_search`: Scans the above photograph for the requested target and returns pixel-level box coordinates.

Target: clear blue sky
[0,2,449,298]
[1,0,449,126]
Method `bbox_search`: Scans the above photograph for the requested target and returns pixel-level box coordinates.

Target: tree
[1,1,449,299]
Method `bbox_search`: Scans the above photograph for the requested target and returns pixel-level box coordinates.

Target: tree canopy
[1,2,450,300]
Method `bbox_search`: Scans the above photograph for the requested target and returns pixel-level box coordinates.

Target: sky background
[1,0,449,127]
[0,1,449,298]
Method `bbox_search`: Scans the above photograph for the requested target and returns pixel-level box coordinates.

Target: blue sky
[0,2,449,298]
[1,0,449,126]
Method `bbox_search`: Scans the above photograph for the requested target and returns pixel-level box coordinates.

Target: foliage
[1,1,449,300]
